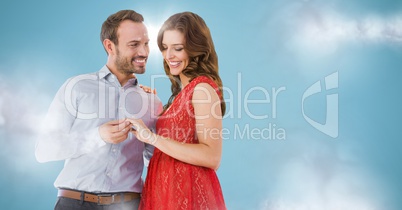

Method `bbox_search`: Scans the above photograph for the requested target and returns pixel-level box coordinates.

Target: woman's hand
[126,118,158,145]
[139,84,157,94]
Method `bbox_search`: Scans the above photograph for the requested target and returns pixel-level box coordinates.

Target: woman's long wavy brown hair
[157,12,226,115]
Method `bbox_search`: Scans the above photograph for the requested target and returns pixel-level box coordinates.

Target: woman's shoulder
[190,76,218,89]
[189,76,221,98]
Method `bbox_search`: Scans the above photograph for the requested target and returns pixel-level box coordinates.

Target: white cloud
[286,4,402,54]
[0,73,52,172]
[0,82,50,134]
[260,161,381,210]
[258,133,388,210]
[0,102,5,127]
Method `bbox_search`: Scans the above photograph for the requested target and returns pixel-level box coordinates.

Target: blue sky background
[1,0,402,209]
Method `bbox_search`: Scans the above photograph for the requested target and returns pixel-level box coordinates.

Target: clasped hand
[99,119,132,144]
[99,118,155,145]
[125,118,157,145]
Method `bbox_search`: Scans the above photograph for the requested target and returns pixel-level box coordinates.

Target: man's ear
[103,39,115,55]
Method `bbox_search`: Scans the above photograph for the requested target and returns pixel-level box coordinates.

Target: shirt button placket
[118,87,125,119]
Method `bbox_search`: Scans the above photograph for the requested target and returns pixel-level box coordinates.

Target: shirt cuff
[79,126,107,153]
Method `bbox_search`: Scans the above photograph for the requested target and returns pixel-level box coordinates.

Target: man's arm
[35,79,106,162]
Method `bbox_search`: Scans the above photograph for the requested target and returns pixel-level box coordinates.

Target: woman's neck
[179,73,190,88]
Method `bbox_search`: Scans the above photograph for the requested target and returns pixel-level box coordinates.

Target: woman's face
[161,30,190,76]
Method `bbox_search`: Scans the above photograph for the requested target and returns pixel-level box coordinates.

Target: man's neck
[106,64,135,86]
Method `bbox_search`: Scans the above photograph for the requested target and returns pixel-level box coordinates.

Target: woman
[127,12,226,209]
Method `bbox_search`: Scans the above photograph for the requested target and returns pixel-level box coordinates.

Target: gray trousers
[54,197,140,210]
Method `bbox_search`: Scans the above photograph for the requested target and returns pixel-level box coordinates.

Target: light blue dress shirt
[35,65,162,193]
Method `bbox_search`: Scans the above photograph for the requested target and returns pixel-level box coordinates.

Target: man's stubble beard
[115,49,146,75]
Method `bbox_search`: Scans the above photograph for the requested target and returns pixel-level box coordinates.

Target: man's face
[114,20,150,75]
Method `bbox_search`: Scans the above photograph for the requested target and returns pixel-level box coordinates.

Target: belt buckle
[97,194,115,205]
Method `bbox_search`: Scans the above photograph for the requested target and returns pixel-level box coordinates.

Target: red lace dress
[139,76,226,210]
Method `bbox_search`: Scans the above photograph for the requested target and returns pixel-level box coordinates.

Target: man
[35,10,162,210]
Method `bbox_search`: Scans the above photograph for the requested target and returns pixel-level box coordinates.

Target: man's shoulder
[60,71,101,92]
[63,70,103,84]
[67,71,99,81]
[64,66,107,82]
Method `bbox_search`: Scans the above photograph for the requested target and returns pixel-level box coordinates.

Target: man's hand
[99,119,132,144]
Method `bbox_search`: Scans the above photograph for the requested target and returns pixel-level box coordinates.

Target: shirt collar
[99,65,113,80]
[125,78,138,87]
